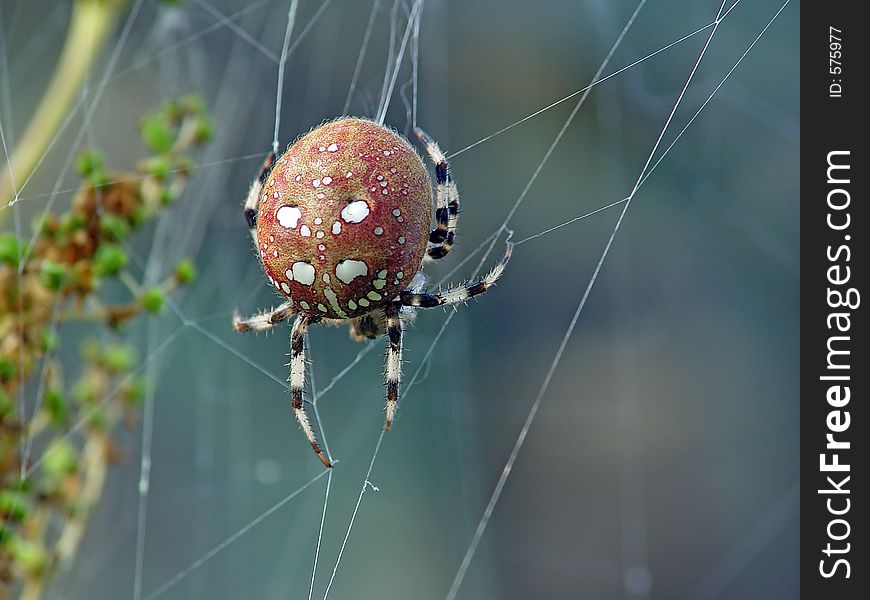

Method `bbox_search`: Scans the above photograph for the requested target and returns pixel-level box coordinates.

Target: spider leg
[401,241,513,308]
[244,149,277,242]
[289,315,332,468]
[414,127,460,261]
[383,303,404,430]
[349,311,385,341]
[233,300,296,333]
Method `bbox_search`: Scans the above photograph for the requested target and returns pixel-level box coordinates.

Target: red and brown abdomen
[256,118,431,319]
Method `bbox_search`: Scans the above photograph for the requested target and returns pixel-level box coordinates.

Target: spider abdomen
[257,118,432,318]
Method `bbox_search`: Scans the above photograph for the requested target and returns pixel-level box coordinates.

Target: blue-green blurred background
[3,0,799,598]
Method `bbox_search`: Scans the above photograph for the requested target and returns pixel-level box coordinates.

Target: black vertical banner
[802,1,866,597]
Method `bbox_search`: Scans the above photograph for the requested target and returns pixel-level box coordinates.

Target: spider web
[0,1,799,599]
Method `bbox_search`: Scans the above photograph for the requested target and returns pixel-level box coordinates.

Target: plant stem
[0,0,126,213]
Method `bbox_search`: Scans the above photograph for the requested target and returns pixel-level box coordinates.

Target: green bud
[88,169,112,188]
[44,387,68,424]
[40,259,67,290]
[159,187,173,205]
[174,258,197,283]
[147,155,171,181]
[99,213,131,241]
[103,344,135,372]
[0,490,28,522]
[93,243,128,277]
[75,150,104,177]
[175,155,193,174]
[40,330,59,352]
[194,117,213,143]
[163,99,182,122]
[0,525,11,546]
[0,388,14,419]
[8,476,31,493]
[60,212,87,234]
[10,538,48,577]
[179,94,205,114]
[43,440,78,478]
[124,376,147,406]
[131,206,147,228]
[141,287,165,314]
[88,407,108,430]
[141,114,174,153]
[0,357,14,383]
[0,233,22,266]
[71,379,97,405]
[37,214,57,238]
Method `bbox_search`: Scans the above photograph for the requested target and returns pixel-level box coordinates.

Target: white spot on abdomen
[341,200,370,224]
[276,205,302,229]
[291,262,316,285]
[332,221,342,235]
[324,287,347,317]
[335,259,368,284]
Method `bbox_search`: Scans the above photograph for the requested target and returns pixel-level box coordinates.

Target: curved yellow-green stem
[0,0,126,218]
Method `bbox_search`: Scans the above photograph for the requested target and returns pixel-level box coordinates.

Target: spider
[233,117,512,468]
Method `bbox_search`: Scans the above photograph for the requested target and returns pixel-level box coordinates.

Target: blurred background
[1,0,799,598]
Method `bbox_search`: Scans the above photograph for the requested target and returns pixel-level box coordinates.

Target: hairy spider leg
[349,311,385,341]
[290,315,332,468]
[232,300,296,333]
[244,150,277,242]
[401,241,513,308]
[383,303,404,430]
[414,127,460,261]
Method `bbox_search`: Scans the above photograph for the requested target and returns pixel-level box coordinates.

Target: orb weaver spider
[233,118,512,468]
